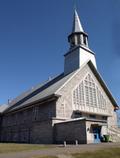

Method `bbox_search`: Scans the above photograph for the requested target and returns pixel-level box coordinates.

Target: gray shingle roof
[5,71,77,112]
[9,78,52,107]
[0,104,8,113]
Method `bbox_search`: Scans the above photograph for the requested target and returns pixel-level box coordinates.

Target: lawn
[33,148,120,158]
[72,148,120,158]
[33,157,57,158]
[0,143,120,158]
[0,143,52,153]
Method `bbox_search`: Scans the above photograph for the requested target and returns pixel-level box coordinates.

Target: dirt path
[0,143,120,158]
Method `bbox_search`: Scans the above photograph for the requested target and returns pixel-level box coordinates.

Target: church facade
[0,10,119,144]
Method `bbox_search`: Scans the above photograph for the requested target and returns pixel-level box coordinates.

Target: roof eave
[3,94,61,114]
[88,60,119,108]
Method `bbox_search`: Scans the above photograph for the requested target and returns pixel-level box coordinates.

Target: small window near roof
[102,116,107,120]
[74,111,82,118]
[89,114,96,119]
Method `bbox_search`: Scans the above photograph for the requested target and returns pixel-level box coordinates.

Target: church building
[0,10,119,144]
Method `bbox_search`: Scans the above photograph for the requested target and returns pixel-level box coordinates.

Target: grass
[32,148,120,158]
[32,157,57,158]
[0,143,53,153]
[0,143,120,158]
[72,147,120,158]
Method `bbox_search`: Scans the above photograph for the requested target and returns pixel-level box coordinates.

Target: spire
[72,10,84,33]
[68,9,88,49]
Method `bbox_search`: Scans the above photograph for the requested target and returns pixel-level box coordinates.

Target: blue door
[93,128,101,143]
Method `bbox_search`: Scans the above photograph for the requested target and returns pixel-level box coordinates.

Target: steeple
[72,9,84,33]
[68,10,88,49]
[64,10,97,75]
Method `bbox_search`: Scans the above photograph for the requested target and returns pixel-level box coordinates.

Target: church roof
[3,60,119,113]
[0,104,8,113]
[72,9,84,33]
[4,70,77,113]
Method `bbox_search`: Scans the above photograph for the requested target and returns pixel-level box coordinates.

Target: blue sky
[0,0,120,107]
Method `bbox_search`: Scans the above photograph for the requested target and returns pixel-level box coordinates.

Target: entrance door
[93,127,101,143]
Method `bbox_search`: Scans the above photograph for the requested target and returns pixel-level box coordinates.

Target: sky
[0,0,120,109]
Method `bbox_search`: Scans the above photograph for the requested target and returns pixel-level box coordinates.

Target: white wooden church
[0,10,119,144]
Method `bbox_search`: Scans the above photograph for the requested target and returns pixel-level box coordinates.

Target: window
[73,81,85,109]
[71,36,75,46]
[74,111,82,118]
[73,74,107,110]
[102,116,107,120]
[97,87,106,109]
[83,36,86,45]
[84,74,97,107]
[77,35,81,44]
[89,114,96,119]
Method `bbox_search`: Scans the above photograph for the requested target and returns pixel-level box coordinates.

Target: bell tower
[64,10,97,75]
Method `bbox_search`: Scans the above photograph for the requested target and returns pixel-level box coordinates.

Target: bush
[103,135,110,142]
